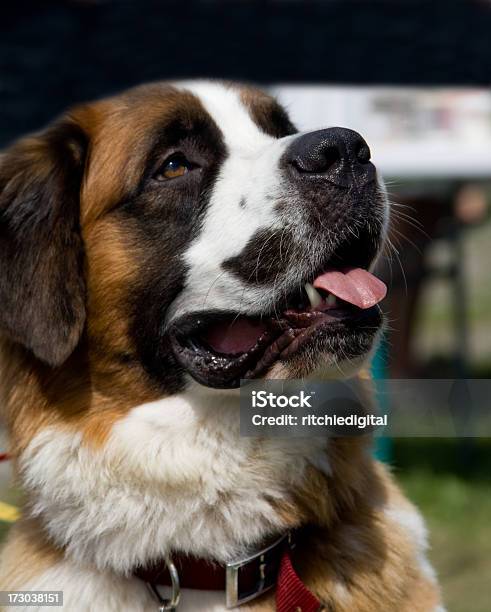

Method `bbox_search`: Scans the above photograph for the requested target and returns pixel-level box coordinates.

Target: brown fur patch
[79,84,208,224]
[0,518,62,591]
[0,83,215,454]
[268,440,442,611]
[239,85,297,139]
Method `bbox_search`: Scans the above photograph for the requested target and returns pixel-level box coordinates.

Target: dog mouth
[169,259,387,389]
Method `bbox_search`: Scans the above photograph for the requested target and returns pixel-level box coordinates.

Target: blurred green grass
[0,519,12,543]
[393,439,491,612]
[0,483,21,543]
[392,220,491,610]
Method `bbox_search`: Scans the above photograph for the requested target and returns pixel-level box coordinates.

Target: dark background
[2,0,491,145]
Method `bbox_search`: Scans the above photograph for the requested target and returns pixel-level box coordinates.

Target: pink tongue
[205,318,267,355]
[313,268,387,309]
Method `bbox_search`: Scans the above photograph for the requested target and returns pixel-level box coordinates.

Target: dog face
[0,81,388,396]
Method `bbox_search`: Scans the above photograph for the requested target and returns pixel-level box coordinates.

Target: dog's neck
[2,348,376,577]
[16,385,328,571]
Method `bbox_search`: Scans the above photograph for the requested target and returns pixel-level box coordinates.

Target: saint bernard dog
[0,81,443,611]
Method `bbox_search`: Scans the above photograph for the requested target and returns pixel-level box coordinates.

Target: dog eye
[155,154,195,180]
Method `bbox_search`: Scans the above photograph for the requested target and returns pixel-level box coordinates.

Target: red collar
[133,530,321,611]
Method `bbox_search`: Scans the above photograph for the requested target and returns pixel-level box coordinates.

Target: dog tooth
[305,283,323,308]
[326,293,337,307]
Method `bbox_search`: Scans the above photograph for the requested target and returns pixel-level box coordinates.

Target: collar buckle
[225,532,291,608]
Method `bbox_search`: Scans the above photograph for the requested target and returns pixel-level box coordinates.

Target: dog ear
[0,116,88,366]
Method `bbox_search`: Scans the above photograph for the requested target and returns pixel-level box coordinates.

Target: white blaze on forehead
[179,80,273,151]
[167,81,296,322]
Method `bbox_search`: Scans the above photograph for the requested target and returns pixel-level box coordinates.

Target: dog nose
[286,127,375,187]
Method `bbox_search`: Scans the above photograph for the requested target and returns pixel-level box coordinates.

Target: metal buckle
[146,556,181,611]
[225,532,290,608]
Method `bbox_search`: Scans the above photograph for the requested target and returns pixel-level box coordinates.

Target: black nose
[286,127,375,187]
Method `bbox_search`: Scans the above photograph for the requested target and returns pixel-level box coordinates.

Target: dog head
[0,81,388,395]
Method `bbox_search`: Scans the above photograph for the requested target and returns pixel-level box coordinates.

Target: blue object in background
[371,335,392,463]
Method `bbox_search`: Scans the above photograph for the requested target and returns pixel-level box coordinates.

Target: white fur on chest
[20,387,329,574]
